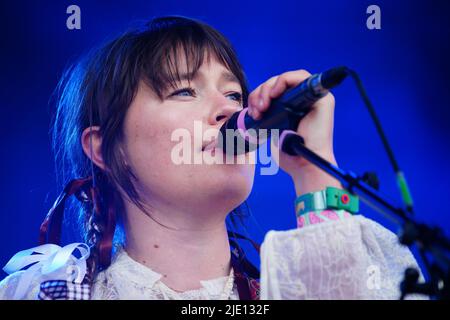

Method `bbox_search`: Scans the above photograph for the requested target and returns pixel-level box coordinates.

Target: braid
[75,179,103,285]
[85,198,102,280]
[81,175,117,284]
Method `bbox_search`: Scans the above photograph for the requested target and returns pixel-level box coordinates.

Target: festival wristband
[295,186,359,217]
[297,209,353,228]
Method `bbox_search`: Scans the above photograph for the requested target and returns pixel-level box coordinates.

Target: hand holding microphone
[218,67,348,193]
[220,67,347,171]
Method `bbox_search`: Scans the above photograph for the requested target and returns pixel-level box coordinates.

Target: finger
[253,81,279,119]
[257,70,311,117]
[248,76,278,119]
[247,83,263,117]
[269,70,312,99]
[257,81,274,112]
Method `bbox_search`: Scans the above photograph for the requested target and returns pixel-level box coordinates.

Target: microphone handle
[219,85,323,155]
[244,73,329,132]
[219,67,349,155]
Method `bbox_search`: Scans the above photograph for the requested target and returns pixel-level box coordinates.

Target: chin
[204,164,254,201]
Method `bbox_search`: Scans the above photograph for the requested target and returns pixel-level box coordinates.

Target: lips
[202,138,217,152]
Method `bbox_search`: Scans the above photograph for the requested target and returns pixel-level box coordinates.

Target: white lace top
[91,248,240,300]
[0,215,424,299]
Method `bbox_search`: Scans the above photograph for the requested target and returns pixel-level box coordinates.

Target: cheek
[122,103,171,174]
[124,117,182,175]
[122,104,256,202]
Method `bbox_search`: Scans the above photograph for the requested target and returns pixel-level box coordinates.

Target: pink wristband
[297,209,352,228]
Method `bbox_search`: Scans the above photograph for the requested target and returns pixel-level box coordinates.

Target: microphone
[219,66,349,155]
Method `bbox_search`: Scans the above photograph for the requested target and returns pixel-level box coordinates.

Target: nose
[207,95,242,126]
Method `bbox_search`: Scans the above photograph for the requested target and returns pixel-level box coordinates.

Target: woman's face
[121,55,256,214]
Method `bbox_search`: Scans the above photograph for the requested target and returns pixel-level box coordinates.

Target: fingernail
[259,97,264,109]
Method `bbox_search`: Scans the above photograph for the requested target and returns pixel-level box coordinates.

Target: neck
[122,198,233,292]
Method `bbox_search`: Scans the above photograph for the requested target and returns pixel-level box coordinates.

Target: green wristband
[295,187,359,217]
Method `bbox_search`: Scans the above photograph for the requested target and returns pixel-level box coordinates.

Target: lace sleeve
[260,215,426,300]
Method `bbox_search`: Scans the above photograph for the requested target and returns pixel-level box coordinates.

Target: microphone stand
[280,131,450,300]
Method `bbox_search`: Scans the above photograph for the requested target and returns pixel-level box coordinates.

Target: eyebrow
[176,70,240,86]
[219,71,240,85]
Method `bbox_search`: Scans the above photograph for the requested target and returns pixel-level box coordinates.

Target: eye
[169,87,197,98]
[226,92,243,103]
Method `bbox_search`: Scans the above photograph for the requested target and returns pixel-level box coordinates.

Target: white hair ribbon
[2,243,90,299]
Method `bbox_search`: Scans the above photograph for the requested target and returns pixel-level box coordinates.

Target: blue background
[1,0,449,281]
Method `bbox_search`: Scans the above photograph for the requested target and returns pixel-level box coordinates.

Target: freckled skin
[121,56,256,218]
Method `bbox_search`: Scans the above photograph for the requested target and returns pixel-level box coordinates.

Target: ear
[81,126,106,170]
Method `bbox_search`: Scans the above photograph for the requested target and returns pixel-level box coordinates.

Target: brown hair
[51,16,252,272]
